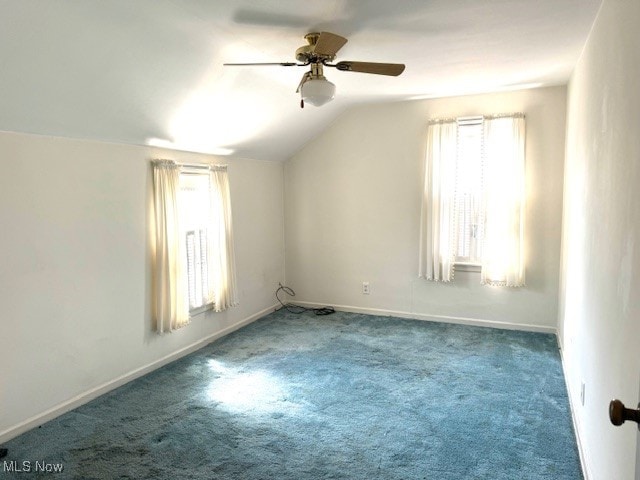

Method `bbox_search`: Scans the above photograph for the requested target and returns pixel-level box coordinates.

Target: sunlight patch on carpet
[207,359,296,414]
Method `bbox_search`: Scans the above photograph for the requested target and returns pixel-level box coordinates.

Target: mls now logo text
[3,460,64,473]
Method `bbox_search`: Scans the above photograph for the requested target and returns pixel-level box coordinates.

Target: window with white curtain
[418,114,526,287]
[151,160,238,333]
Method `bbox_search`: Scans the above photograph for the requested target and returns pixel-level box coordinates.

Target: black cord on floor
[276,283,335,316]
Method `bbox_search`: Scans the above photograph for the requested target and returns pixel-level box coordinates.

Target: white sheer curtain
[419,120,458,282]
[151,160,189,332]
[209,168,239,311]
[481,115,526,286]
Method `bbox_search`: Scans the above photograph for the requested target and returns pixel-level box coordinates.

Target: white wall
[559,0,640,478]
[285,87,566,331]
[0,132,284,441]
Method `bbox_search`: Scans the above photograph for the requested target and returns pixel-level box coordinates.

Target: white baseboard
[558,342,591,480]
[0,304,278,444]
[294,301,557,334]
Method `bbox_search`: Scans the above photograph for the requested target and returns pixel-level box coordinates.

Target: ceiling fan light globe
[301,78,336,107]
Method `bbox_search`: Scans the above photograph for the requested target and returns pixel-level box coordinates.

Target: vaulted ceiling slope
[0,0,601,162]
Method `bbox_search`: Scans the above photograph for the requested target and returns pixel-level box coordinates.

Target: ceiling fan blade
[333,61,405,76]
[313,31,348,57]
[223,62,304,67]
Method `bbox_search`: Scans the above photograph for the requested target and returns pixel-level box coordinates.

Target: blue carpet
[3,310,582,479]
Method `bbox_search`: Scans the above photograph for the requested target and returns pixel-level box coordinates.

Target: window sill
[189,303,215,317]
[454,263,481,273]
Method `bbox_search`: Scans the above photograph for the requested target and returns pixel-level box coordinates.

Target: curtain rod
[483,112,525,119]
[428,112,525,125]
[152,159,227,171]
[428,117,456,125]
[178,162,228,171]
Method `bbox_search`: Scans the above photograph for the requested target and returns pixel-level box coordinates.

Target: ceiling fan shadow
[233,9,311,29]
[232,9,360,37]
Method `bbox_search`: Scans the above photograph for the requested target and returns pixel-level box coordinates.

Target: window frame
[178,169,216,317]
[453,116,485,268]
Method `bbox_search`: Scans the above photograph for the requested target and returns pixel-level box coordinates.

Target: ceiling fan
[224,31,405,108]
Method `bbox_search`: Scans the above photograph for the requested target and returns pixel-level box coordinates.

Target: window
[453,118,484,265]
[419,114,525,286]
[151,160,238,333]
[179,171,214,313]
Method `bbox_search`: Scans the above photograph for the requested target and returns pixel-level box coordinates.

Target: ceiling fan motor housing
[295,32,336,63]
[295,44,315,63]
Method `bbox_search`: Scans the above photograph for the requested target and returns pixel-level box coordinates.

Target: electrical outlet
[580,382,585,406]
[362,281,370,295]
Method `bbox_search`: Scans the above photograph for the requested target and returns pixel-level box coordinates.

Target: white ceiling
[0,0,601,161]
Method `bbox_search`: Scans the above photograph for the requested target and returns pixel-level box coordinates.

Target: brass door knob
[609,399,640,429]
